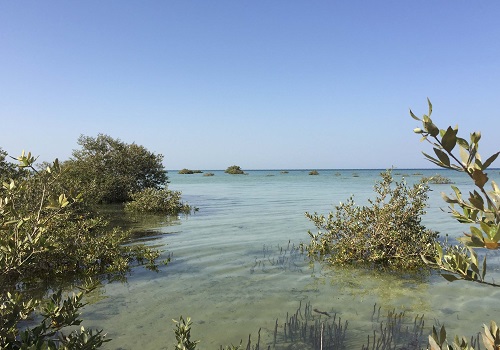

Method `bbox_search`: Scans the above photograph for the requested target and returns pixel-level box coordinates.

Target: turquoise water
[82,169,500,349]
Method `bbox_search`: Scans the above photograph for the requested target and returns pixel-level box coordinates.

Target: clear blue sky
[1,1,499,170]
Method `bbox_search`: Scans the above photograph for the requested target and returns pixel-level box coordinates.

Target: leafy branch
[411,99,500,285]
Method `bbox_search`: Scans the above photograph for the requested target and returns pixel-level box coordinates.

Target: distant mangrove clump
[309,170,319,175]
[422,173,453,184]
[178,168,203,174]
[225,165,246,175]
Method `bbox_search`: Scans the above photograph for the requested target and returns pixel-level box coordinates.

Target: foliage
[411,99,500,285]
[308,170,319,175]
[0,151,161,286]
[428,321,500,350]
[178,169,202,174]
[0,148,18,182]
[1,285,109,349]
[173,316,199,350]
[124,187,192,215]
[203,172,215,177]
[422,174,454,184]
[64,134,168,204]
[0,150,166,349]
[225,165,246,175]
[304,170,438,269]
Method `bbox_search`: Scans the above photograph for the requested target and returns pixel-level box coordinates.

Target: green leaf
[468,192,484,211]
[472,169,488,188]
[470,226,484,239]
[409,109,421,121]
[424,121,440,137]
[422,152,447,168]
[435,242,444,260]
[456,137,469,149]
[471,131,481,144]
[459,145,469,167]
[427,98,433,116]
[433,148,451,167]
[482,151,500,170]
[493,225,500,243]
[441,193,458,204]
[441,127,457,153]
[451,185,462,200]
[482,255,487,280]
[441,273,460,282]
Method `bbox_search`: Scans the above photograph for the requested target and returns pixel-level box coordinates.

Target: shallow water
[82,169,500,349]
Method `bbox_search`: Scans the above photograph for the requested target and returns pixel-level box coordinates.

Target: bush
[422,174,454,184]
[0,151,162,286]
[309,170,319,175]
[64,134,168,204]
[124,187,192,214]
[1,287,109,349]
[178,168,202,174]
[225,165,246,174]
[0,151,165,349]
[304,170,438,269]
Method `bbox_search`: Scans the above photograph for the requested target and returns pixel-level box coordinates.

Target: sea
[81,168,500,349]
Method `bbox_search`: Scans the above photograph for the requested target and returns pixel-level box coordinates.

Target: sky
[1,1,499,170]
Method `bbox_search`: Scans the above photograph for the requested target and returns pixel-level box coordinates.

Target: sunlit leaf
[482,151,500,170]
[410,109,421,121]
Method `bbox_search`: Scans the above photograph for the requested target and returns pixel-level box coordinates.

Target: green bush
[225,165,246,174]
[178,168,201,174]
[124,187,192,214]
[422,174,454,184]
[0,150,166,349]
[1,287,109,349]
[304,170,438,269]
[308,170,319,175]
[63,134,168,204]
[0,151,161,285]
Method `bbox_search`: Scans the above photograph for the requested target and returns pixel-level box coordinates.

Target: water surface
[82,169,500,349]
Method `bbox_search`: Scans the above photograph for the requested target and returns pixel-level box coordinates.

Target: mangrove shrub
[124,187,192,215]
[225,165,245,174]
[304,170,438,269]
[64,134,168,203]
